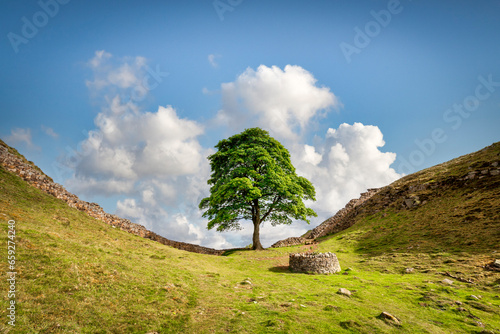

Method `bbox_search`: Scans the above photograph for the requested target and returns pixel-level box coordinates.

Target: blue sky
[1,0,499,248]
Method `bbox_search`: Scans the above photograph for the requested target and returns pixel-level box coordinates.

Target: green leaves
[199,127,317,248]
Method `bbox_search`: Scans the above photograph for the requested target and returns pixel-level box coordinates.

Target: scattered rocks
[442,278,454,285]
[404,196,421,209]
[289,252,341,274]
[485,259,500,272]
[378,311,402,326]
[337,288,352,297]
[240,278,252,285]
[405,267,415,274]
[462,167,500,180]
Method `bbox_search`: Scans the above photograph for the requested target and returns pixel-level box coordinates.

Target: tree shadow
[268,265,290,273]
[220,248,251,256]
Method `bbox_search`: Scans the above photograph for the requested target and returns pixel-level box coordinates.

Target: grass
[0,143,499,333]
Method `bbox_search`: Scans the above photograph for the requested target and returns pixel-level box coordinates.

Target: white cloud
[216,65,341,140]
[4,128,38,149]
[208,54,220,68]
[66,177,135,197]
[86,50,146,90]
[302,144,322,166]
[63,50,223,247]
[41,125,58,139]
[85,51,155,104]
[292,122,401,220]
[88,50,112,68]
[68,101,205,194]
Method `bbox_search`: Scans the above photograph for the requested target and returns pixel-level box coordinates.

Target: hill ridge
[0,140,225,255]
[272,142,500,249]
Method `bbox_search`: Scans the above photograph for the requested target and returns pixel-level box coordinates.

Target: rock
[490,169,500,176]
[405,268,415,274]
[442,278,454,285]
[337,288,352,297]
[404,198,415,209]
[469,295,480,300]
[378,312,402,326]
[493,259,500,268]
[240,278,252,285]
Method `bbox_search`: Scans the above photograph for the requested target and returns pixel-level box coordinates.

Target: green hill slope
[0,143,499,333]
[316,141,500,255]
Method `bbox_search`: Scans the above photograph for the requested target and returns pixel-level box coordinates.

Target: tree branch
[261,195,281,222]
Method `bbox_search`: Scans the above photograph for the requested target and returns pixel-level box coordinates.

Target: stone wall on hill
[270,237,306,248]
[0,143,225,255]
[302,188,380,240]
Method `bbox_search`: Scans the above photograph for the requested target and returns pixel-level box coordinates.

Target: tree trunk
[252,199,264,250]
[252,218,264,250]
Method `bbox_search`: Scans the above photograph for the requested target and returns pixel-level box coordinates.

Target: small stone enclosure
[289,252,341,274]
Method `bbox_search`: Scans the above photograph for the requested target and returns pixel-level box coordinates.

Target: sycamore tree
[199,127,317,250]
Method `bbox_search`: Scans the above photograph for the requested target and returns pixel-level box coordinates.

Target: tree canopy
[199,127,317,250]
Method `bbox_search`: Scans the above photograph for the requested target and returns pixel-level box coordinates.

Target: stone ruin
[289,252,341,274]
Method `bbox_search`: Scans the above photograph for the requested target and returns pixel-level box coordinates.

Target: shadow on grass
[268,266,290,273]
[220,248,250,256]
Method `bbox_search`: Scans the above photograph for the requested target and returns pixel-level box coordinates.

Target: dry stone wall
[0,143,224,255]
[302,188,379,240]
[289,252,341,274]
[270,237,306,248]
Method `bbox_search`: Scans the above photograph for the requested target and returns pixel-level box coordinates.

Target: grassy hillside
[319,141,500,255]
[0,143,499,333]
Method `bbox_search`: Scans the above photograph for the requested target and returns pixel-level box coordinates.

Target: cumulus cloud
[61,50,220,246]
[292,122,401,219]
[216,65,341,140]
[4,128,38,150]
[68,100,205,196]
